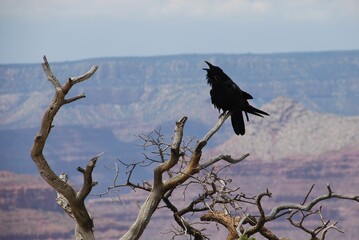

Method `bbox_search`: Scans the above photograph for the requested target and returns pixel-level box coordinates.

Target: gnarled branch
[200,153,249,170]
[121,112,247,240]
[237,185,359,239]
[30,56,99,240]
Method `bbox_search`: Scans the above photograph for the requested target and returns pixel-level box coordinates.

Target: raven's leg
[245,112,249,121]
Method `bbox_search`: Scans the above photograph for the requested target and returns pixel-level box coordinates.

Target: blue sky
[0,0,358,64]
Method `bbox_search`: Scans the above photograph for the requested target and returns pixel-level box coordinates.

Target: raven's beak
[204,61,214,69]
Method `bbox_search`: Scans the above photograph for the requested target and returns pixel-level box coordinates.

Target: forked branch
[30,56,99,240]
[237,185,359,239]
[121,112,249,240]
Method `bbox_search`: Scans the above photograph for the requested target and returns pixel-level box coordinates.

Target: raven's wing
[242,91,253,100]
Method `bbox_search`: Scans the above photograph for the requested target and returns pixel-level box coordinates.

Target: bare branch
[321,222,343,240]
[42,55,61,89]
[163,113,236,192]
[121,111,238,240]
[238,189,272,236]
[62,64,98,96]
[162,180,215,240]
[202,112,231,143]
[301,184,315,205]
[152,117,187,189]
[288,204,345,240]
[199,153,249,170]
[64,93,86,104]
[77,152,103,201]
[267,186,359,220]
[31,56,98,239]
[171,116,188,151]
[69,65,99,84]
[237,185,359,238]
[201,211,239,240]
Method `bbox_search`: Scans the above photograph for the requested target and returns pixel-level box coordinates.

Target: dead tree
[31,56,99,240]
[119,113,250,240]
[102,126,252,239]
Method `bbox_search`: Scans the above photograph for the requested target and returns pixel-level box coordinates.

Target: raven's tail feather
[245,105,270,118]
[231,111,245,135]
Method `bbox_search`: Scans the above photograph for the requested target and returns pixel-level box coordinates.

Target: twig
[200,153,249,170]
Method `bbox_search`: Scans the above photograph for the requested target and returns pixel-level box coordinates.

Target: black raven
[203,61,269,135]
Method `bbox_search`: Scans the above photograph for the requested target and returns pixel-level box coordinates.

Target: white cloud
[0,0,358,63]
[251,1,271,14]
[273,0,359,22]
[3,0,357,22]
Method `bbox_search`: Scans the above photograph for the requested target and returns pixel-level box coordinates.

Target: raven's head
[203,61,226,86]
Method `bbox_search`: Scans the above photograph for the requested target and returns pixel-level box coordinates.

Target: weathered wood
[120,113,241,239]
[30,56,99,240]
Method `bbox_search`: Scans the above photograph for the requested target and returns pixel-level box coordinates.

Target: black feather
[203,61,269,135]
